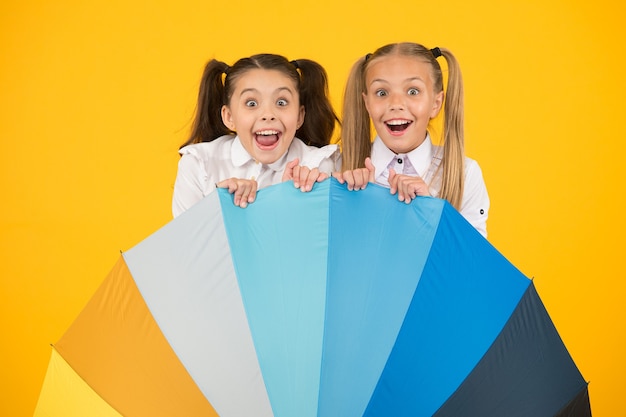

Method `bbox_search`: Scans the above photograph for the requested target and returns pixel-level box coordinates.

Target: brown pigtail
[294,59,339,148]
[180,59,232,148]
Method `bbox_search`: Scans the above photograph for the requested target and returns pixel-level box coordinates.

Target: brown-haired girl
[334,42,489,237]
[173,54,340,217]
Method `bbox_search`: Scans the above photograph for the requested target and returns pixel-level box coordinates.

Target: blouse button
[397,158,403,164]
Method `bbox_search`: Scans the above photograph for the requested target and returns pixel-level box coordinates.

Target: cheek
[238,134,255,150]
[363,96,375,116]
[285,110,303,131]
[368,101,388,119]
[281,134,295,149]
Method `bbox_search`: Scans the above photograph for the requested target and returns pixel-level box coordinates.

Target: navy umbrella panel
[44,178,589,416]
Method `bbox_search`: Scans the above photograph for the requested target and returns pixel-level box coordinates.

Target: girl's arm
[173,143,258,214]
[459,159,490,238]
[172,153,213,217]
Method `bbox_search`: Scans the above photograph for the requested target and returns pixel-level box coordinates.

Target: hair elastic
[365,53,372,61]
[430,47,442,58]
[290,59,300,69]
[223,65,230,75]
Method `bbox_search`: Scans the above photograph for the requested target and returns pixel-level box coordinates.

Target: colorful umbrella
[34,179,591,416]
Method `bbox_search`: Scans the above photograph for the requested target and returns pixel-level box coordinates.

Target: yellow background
[1,0,624,415]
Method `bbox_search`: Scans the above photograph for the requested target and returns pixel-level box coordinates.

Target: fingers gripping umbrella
[34,179,590,416]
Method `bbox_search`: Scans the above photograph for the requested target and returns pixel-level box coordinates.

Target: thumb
[282,158,300,181]
[217,178,236,193]
[388,168,398,193]
[364,157,376,182]
[331,171,344,183]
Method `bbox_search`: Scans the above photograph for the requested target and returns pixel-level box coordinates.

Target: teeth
[386,120,411,126]
[256,130,279,135]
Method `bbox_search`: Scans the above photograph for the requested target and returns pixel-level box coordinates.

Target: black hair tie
[365,53,372,61]
[430,47,442,58]
[290,60,300,69]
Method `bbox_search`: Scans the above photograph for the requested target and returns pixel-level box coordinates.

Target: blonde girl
[335,42,489,237]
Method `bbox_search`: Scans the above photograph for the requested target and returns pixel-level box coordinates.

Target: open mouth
[255,130,281,149]
[385,119,412,133]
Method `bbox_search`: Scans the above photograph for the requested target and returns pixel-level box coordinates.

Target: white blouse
[172,135,340,217]
[370,135,490,238]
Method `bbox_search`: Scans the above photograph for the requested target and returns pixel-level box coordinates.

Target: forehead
[232,68,298,93]
[366,55,434,84]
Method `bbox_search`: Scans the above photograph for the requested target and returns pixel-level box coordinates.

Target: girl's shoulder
[288,138,339,157]
[463,154,482,174]
[288,138,340,167]
[178,135,236,159]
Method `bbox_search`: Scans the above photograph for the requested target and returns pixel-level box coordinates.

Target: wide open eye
[276,98,288,107]
[407,88,419,96]
[375,89,387,97]
[245,99,258,107]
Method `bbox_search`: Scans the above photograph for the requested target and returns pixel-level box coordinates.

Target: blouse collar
[231,135,289,172]
[371,133,435,175]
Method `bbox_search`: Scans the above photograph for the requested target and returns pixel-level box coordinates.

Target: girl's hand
[216,177,258,208]
[332,157,375,191]
[388,169,431,204]
[283,158,328,192]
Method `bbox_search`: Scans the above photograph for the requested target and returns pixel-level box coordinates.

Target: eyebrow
[369,76,425,86]
[239,86,295,96]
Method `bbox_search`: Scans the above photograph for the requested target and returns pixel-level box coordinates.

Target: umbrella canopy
[34,179,591,417]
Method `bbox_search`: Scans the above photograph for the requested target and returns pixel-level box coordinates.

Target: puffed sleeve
[299,144,340,174]
[172,147,215,218]
[460,159,490,238]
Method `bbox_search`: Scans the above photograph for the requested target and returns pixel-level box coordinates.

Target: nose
[260,103,276,121]
[389,92,405,110]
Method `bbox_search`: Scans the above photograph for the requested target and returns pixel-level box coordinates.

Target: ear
[362,91,371,114]
[430,90,444,118]
[297,105,305,129]
[221,105,236,131]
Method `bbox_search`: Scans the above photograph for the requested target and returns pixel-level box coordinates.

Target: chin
[255,150,283,165]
